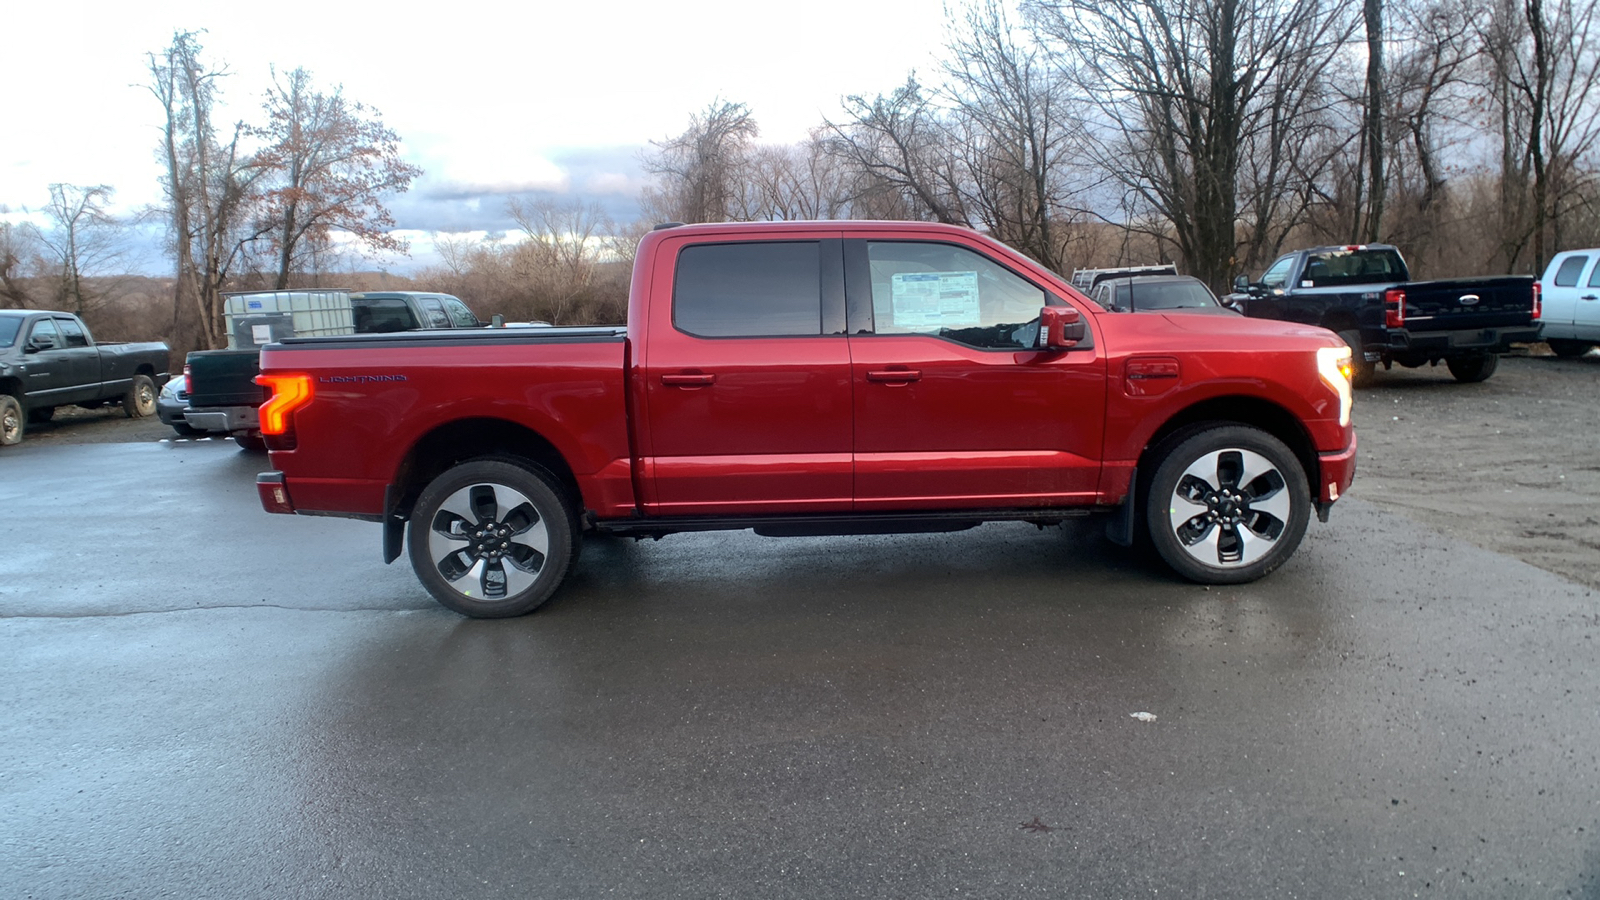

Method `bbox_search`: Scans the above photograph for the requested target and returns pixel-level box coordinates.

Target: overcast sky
[4,1,958,273]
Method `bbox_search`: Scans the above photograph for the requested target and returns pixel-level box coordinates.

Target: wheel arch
[389,417,582,522]
[1135,395,1319,500]
[1320,309,1361,335]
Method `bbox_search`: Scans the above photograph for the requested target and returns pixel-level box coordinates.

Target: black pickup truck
[0,310,170,446]
[1229,245,1541,385]
[184,290,481,449]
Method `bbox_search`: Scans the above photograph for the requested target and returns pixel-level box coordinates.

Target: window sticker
[890,271,980,329]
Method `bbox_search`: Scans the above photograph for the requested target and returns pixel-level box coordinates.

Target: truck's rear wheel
[407,459,579,618]
[0,395,22,446]
[1547,339,1594,358]
[1144,425,1310,584]
[123,375,157,417]
[1446,352,1499,383]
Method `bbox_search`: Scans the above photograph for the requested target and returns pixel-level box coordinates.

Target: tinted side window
[418,298,451,328]
[442,297,478,328]
[865,241,1045,350]
[28,318,62,349]
[55,317,89,347]
[353,298,420,333]
[1555,255,1590,287]
[674,242,821,337]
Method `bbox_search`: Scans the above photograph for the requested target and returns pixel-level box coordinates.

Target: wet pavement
[2,441,1598,898]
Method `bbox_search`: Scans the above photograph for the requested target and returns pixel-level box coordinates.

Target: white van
[1539,249,1600,357]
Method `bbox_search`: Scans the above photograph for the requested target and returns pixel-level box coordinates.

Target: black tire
[1547,339,1594,358]
[0,395,22,446]
[407,459,580,618]
[1336,330,1375,388]
[27,405,56,425]
[1143,425,1311,584]
[123,375,157,417]
[1446,352,1499,383]
[233,433,268,452]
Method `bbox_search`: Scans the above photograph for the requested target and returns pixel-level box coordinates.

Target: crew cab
[1229,244,1541,385]
[254,221,1357,618]
[0,310,170,446]
[185,290,480,449]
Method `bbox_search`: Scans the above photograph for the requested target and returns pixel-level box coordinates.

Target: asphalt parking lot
[3,351,1598,898]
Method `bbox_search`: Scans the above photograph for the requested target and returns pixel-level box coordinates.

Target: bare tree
[739,135,855,221]
[1358,0,1387,241]
[942,0,1087,271]
[506,197,614,324]
[1025,0,1354,290]
[146,30,263,350]
[35,184,129,315]
[641,100,759,223]
[250,66,422,288]
[824,76,969,225]
[0,215,42,309]
[1477,0,1600,270]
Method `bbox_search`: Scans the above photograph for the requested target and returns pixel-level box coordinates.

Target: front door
[845,237,1107,511]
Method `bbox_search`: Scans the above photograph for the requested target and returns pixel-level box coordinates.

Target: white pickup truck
[1539,249,1600,357]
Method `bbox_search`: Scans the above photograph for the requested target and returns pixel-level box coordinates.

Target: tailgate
[1398,276,1537,330]
[186,349,265,407]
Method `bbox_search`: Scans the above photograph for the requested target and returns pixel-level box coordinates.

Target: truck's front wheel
[0,395,22,446]
[1144,425,1310,584]
[407,459,579,618]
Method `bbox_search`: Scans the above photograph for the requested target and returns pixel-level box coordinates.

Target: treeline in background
[3,0,1599,362]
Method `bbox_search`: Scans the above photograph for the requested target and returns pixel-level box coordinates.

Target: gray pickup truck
[184,291,481,449]
[0,310,170,446]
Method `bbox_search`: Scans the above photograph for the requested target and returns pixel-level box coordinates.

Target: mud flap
[1104,468,1137,547]
[382,484,405,563]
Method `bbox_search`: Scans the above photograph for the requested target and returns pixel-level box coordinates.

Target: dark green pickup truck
[183,290,481,449]
[0,310,170,446]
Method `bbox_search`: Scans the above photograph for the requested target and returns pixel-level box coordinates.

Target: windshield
[1127,280,1218,311]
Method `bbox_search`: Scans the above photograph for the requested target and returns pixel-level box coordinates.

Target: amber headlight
[1316,346,1353,426]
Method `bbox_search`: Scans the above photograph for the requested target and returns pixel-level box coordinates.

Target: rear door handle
[1582,294,1598,301]
[866,369,922,383]
[661,373,715,386]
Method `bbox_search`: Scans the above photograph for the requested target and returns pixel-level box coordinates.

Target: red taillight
[1532,280,1542,320]
[1384,287,1407,328]
[183,363,192,393]
[255,373,313,436]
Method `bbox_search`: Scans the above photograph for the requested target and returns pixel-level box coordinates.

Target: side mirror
[1037,306,1085,351]
[490,314,505,328]
[1232,275,1250,292]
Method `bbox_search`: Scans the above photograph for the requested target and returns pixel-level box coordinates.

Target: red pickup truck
[254,221,1357,617]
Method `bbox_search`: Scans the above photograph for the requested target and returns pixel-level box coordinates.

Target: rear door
[844,235,1107,511]
[638,231,853,515]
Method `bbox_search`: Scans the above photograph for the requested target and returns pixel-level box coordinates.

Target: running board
[592,507,1101,540]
